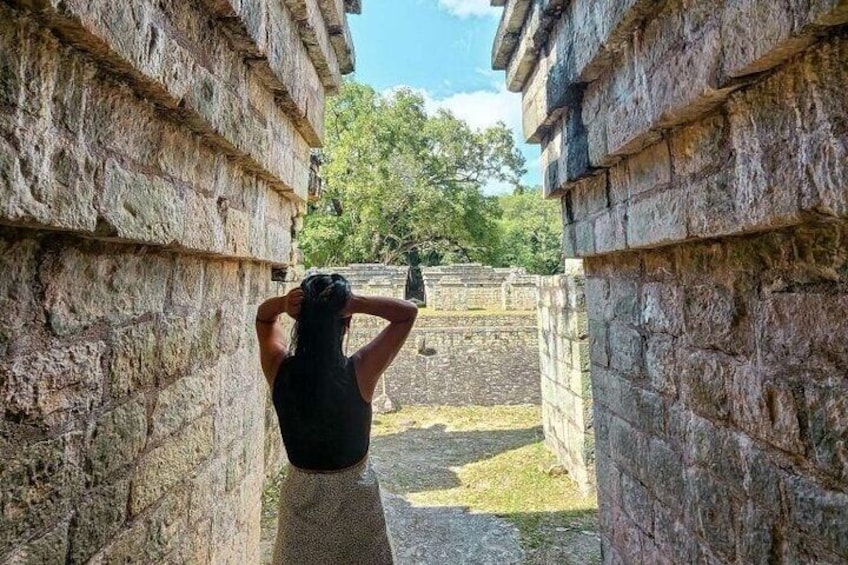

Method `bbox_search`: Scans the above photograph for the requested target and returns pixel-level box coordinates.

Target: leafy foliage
[493,187,563,275]
[300,81,562,275]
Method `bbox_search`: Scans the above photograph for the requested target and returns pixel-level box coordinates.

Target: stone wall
[0,1,359,562]
[501,270,539,311]
[310,263,410,299]
[493,0,848,563]
[349,313,541,406]
[422,264,536,311]
[537,261,592,492]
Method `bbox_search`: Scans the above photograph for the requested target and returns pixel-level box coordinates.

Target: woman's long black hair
[282,273,352,421]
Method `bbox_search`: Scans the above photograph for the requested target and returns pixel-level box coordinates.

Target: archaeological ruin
[2,0,846,562]
[492,0,848,563]
[0,0,362,561]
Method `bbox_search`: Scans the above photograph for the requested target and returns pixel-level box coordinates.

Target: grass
[372,406,600,563]
[372,404,544,435]
[261,405,600,564]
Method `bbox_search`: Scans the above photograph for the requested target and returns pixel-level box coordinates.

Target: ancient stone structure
[501,269,539,311]
[537,261,592,492]
[310,263,410,299]
[493,0,848,562]
[422,263,537,311]
[0,1,360,562]
[350,312,541,406]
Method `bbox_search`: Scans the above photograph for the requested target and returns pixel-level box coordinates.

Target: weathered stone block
[109,321,158,402]
[99,161,185,246]
[627,140,671,197]
[158,315,194,383]
[43,247,169,335]
[678,348,732,423]
[644,334,677,397]
[4,340,106,430]
[130,415,214,515]
[150,376,216,443]
[0,433,83,553]
[608,322,643,376]
[759,293,848,376]
[593,206,626,255]
[68,478,130,563]
[626,189,687,249]
[640,282,684,336]
[683,467,741,561]
[89,399,147,482]
[804,383,848,483]
[0,237,42,340]
[682,283,745,353]
[189,458,227,525]
[5,519,71,565]
[786,476,848,558]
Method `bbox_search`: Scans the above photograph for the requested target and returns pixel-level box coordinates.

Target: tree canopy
[299,81,562,275]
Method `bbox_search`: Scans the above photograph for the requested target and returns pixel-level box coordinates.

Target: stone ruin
[308,263,410,299]
[537,260,592,493]
[492,0,848,562]
[0,0,362,562]
[422,263,538,311]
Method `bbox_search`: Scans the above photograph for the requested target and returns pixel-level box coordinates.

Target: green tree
[299,82,526,268]
[494,187,563,275]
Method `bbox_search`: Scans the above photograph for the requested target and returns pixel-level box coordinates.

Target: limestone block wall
[537,262,592,492]
[423,264,533,311]
[0,1,359,562]
[349,313,541,406]
[501,272,539,311]
[493,0,848,563]
[310,263,410,299]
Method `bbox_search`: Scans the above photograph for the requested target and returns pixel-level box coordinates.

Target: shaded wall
[492,0,848,562]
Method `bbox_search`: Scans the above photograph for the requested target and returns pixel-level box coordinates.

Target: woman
[255,273,418,564]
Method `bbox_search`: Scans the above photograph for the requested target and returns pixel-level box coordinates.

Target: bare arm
[255,289,302,386]
[345,295,418,402]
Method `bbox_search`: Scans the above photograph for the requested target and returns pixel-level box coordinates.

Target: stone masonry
[0,1,360,563]
[349,312,541,406]
[310,263,410,299]
[493,1,848,563]
[422,263,537,311]
[537,260,592,493]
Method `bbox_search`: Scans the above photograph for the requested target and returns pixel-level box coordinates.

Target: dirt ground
[261,405,600,564]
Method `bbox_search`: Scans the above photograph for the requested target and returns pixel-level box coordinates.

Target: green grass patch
[372,404,542,436]
[372,405,599,563]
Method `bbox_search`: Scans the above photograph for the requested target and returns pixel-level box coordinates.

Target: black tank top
[272,356,372,471]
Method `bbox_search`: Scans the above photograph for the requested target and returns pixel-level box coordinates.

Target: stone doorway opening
[260,263,599,564]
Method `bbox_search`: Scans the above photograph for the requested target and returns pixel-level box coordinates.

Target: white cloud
[384,84,522,135]
[382,84,536,194]
[437,0,500,18]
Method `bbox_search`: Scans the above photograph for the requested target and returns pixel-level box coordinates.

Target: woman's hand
[339,293,360,319]
[284,288,303,319]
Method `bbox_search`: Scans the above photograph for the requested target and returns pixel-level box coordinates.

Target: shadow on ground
[383,494,600,565]
[261,407,600,564]
[370,423,544,493]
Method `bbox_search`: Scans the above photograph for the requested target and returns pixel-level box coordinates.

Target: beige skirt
[272,457,395,565]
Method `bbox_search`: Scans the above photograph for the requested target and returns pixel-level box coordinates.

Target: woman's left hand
[284,289,304,319]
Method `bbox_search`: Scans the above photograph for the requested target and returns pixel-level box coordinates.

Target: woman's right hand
[284,288,304,319]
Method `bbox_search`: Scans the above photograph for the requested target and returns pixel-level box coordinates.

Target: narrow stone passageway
[260,406,600,565]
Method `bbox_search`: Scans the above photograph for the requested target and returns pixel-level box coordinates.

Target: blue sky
[347,0,541,194]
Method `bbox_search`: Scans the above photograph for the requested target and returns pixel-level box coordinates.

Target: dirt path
[261,406,600,564]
